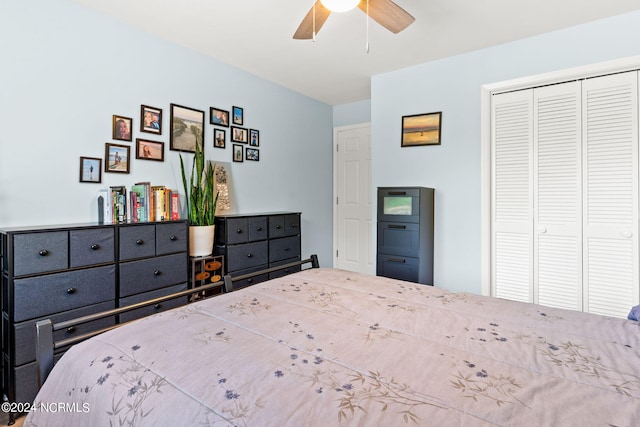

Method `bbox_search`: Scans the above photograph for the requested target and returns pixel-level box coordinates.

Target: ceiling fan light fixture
[320,0,360,13]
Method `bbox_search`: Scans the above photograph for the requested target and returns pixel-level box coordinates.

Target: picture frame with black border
[210,107,230,127]
[231,126,248,143]
[232,144,244,162]
[112,115,133,141]
[249,129,259,147]
[401,111,442,147]
[140,105,162,134]
[214,129,226,148]
[136,138,164,162]
[245,147,259,161]
[79,156,102,183]
[232,106,243,125]
[170,103,205,153]
[105,143,130,173]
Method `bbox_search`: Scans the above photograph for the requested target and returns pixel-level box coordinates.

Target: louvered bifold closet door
[533,82,582,310]
[582,72,639,318]
[491,90,533,302]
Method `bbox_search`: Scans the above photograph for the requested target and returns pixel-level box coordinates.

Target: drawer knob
[247,278,253,284]
[66,287,76,294]
[247,253,253,258]
[236,229,243,234]
[284,247,290,251]
[153,270,162,276]
[276,225,282,229]
[91,244,100,250]
[136,239,144,245]
[257,226,263,231]
[66,326,76,334]
[38,249,49,256]
[154,303,162,310]
[170,235,177,241]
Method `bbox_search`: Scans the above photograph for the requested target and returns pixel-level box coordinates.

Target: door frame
[332,122,372,269]
[480,54,640,296]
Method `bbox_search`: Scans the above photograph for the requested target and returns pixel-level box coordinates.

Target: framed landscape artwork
[170,103,205,153]
[401,112,442,147]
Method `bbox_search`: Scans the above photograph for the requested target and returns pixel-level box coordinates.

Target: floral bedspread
[25,268,640,426]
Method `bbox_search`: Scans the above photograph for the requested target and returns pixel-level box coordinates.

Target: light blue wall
[0,0,334,265]
[333,100,371,127]
[372,10,640,294]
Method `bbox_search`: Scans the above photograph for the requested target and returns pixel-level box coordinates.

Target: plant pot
[189,225,215,257]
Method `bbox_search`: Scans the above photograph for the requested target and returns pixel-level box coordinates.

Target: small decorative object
[213,129,226,148]
[231,126,248,143]
[232,144,244,162]
[246,148,259,161]
[232,106,243,125]
[249,129,259,147]
[170,103,205,153]
[401,111,442,147]
[210,107,230,127]
[180,140,219,257]
[214,162,233,212]
[140,105,162,134]
[112,115,133,141]
[135,138,164,161]
[104,143,130,173]
[79,157,102,183]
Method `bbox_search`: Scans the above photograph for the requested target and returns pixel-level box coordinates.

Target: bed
[26,261,639,426]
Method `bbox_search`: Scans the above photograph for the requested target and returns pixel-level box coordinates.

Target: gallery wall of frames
[79,102,260,184]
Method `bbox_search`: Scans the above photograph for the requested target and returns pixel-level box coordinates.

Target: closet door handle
[623,231,633,238]
[539,227,547,234]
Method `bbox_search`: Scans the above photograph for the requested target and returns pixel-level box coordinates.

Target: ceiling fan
[293,0,415,40]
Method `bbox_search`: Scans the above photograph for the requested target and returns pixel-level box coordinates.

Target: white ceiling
[72,0,640,106]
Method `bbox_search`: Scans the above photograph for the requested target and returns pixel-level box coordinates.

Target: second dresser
[214,212,301,289]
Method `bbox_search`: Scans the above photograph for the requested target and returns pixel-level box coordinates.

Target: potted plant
[180,140,219,257]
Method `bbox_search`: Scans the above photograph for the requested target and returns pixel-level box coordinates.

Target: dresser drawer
[269,236,301,262]
[119,225,155,260]
[13,265,116,322]
[13,300,116,366]
[119,283,188,323]
[70,227,115,268]
[284,214,301,237]
[377,222,420,257]
[376,254,419,283]
[13,231,68,276]
[248,216,268,241]
[156,222,187,255]
[230,265,269,290]
[269,257,302,279]
[224,218,249,245]
[269,215,286,238]
[119,252,188,297]
[226,241,268,271]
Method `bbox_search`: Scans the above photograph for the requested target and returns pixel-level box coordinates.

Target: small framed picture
[79,157,102,183]
[246,148,259,161]
[170,103,205,153]
[249,129,259,147]
[136,138,164,161]
[232,144,244,162]
[214,129,226,148]
[210,107,230,127]
[232,106,243,125]
[105,143,130,173]
[112,115,133,141]
[140,105,162,134]
[231,126,248,143]
[401,111,442,147]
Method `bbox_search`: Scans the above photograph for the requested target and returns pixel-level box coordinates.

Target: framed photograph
[232,144,244,163]
[105,143,130,173]
[249,129,260,147]
[214,129,226,148]
[246,147,259,161]
[112,115,133,141]
[140,105,162,134]
[79,156,102,183]
[210,107,230,127]
[401,112,442,147]
[170,103,205,153]
[232,106,243,125]
[231,126,248,143]
[136,138,164,161]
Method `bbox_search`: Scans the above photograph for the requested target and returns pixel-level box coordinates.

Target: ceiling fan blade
[293,1,332,39]
[358,0,415,34]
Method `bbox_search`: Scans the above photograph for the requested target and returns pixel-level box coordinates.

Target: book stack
[98,183,180,224]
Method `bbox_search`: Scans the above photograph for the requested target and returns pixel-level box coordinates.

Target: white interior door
[333,123,373,274]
